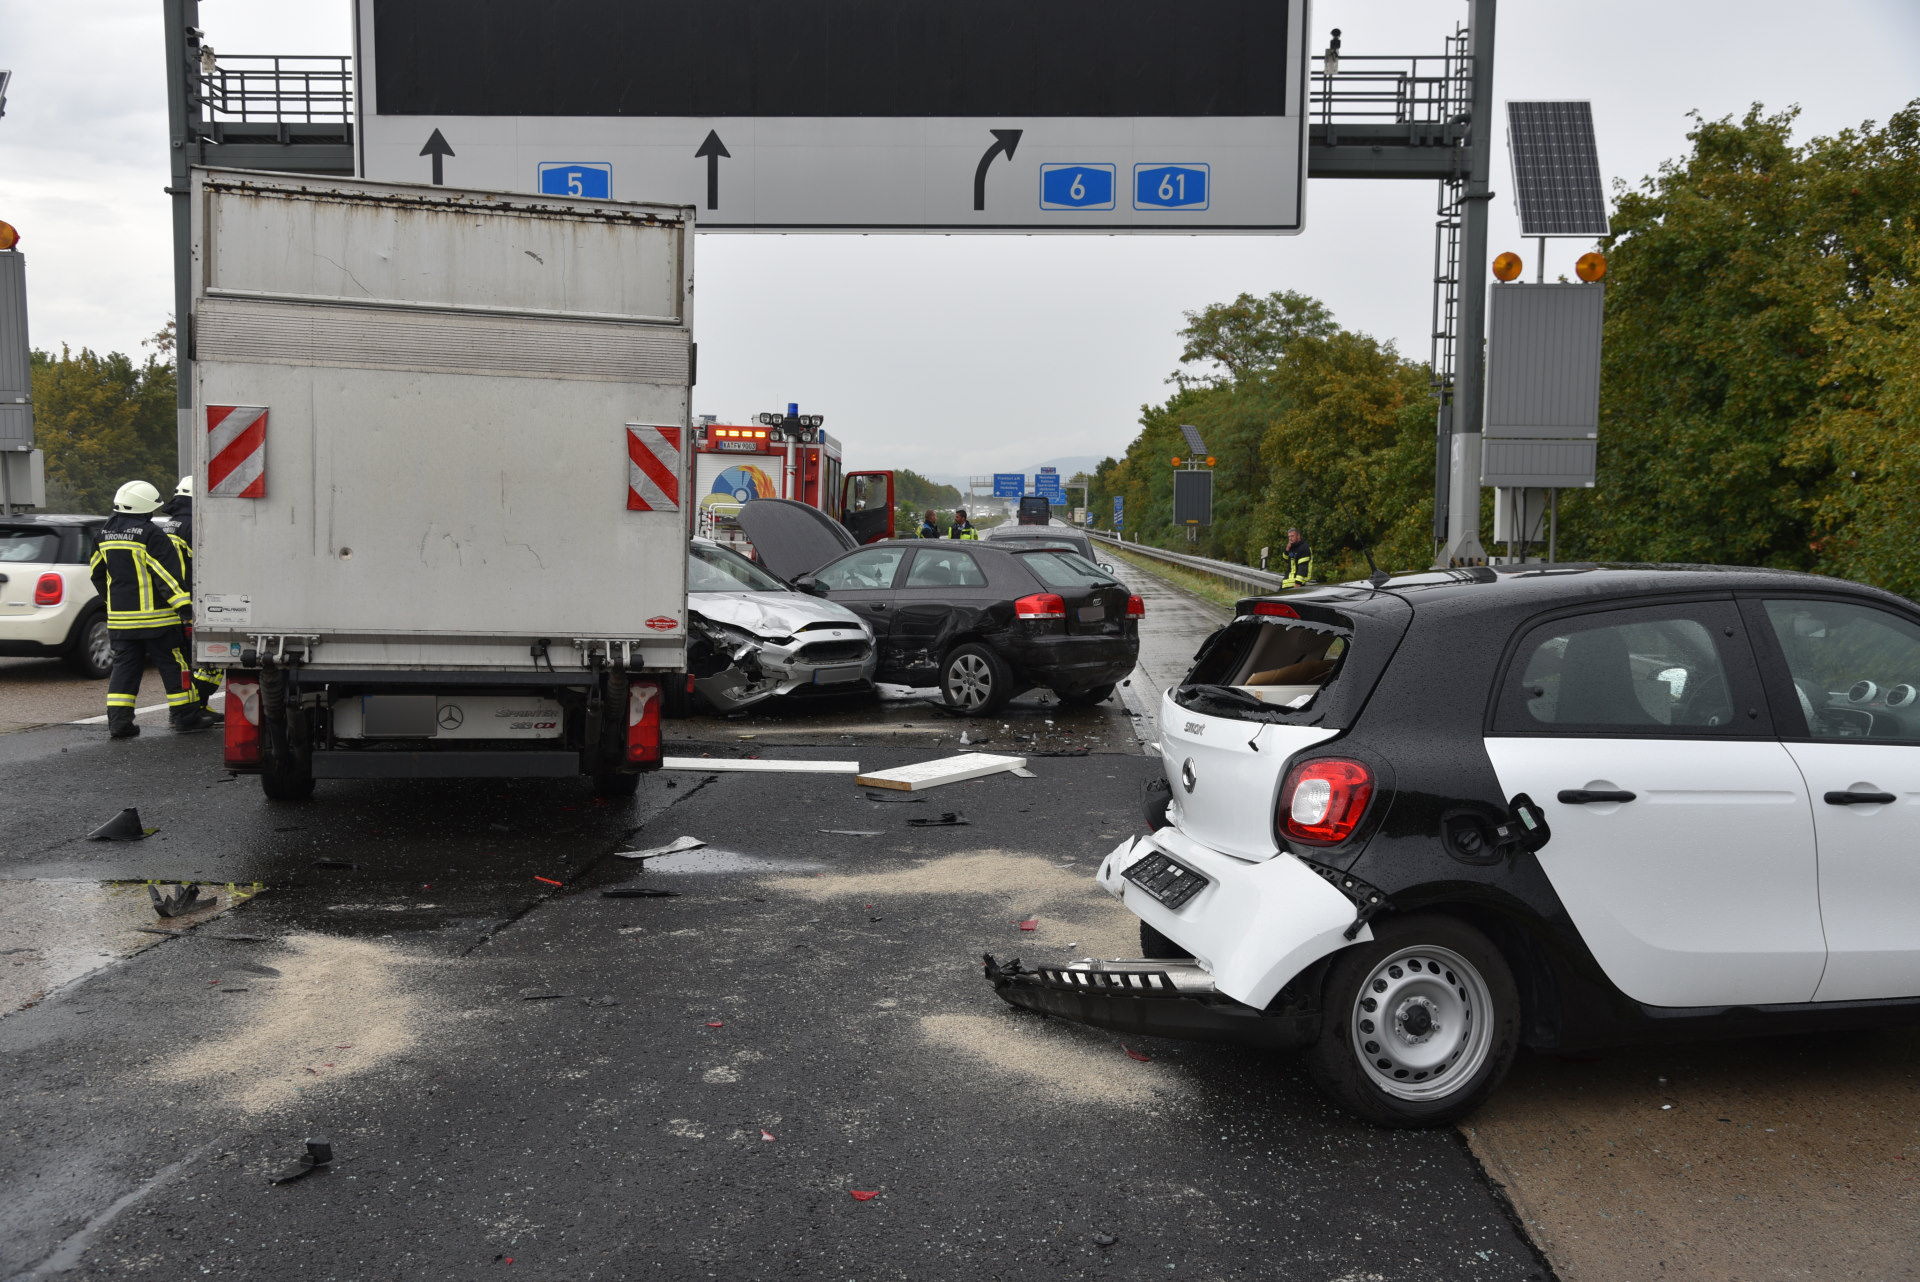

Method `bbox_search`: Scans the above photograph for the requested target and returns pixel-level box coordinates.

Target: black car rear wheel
[1305,913,1519,1128]
[939,642,1012,715]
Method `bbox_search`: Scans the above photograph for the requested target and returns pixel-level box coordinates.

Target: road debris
[856,752,1026,792]
[615,836,706,861]
[268,1138,333,1185]
[520,988,571,1001]
[760,1129,776,1141]
[850,1190,879,1201]
[1010,767,1038,779]
[863,793,928,804]
[906,812,970,827]
[819,829,883,837]
[662,757,860,774]
[1017,918,1039,931]
[533,875,564,887]
[150,883,216,918]
[1092,1232,1118,1247]
[601,887,680,898]
[311,859,358,870]
[87,808,152,841]
[706,1020,724,1028]
[1122,1045,1151,1062]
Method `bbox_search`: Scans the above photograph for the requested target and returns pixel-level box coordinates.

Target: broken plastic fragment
[1017,918,1039,932]
[850,1190,879,1201]
[615,835,706,860]
[534,876,563,887]
[1122,1045,1151,1062]
[706,1020,724,1028]
[150,883,215,918]
[88,807,152,841]
[601,887,679,898]
[760,1130,776,1142]
[906,812,969,827]
[268,1138,333,1185]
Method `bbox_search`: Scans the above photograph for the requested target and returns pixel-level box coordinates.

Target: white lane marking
[70,691,225,726]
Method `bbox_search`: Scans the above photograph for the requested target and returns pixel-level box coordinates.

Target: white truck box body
[189,169,693,671]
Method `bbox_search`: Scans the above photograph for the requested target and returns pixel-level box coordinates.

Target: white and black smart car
[987,565,1920,1126]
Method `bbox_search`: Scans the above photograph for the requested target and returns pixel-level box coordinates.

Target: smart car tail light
[33,573,62,606]
[1252,601,1298,618]
[224,675,262,768]
[1015,593,1066,620]
[1126,595,1146,617]
[1279,758,1373,845]
[626,681,662,764]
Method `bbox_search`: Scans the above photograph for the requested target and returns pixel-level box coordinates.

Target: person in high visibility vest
[949,509,978,540]
[1282,527,1314,587]
[89,480,219,739]
[158,474,223,709]
[918,509,941,539]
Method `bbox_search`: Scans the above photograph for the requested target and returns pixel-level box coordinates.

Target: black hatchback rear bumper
[992,632,1138,692]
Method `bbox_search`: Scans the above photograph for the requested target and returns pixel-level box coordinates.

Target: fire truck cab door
[842,473,895,545]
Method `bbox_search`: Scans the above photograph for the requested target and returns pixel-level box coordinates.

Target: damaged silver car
[686,537,877,712]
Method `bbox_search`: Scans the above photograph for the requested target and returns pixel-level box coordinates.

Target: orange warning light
[1575,251,1607,282]
[0,222,18,251]
[1171,456,1182,467]
[1491,251,1523,282]
[1205,456,1216,467]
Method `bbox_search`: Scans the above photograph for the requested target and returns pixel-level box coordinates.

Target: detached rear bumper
[982,955,1318,1050]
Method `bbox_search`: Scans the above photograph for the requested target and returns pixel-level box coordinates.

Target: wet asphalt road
[0,570,1550,1282]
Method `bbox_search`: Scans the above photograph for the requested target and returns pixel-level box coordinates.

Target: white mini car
[0,515,112,678]
[989,565,1920,1126]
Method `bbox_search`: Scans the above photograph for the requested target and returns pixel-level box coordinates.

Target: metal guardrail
[1088,530,1289,597]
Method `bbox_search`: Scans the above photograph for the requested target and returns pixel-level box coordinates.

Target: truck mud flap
[982,955,1318,1051]
[311,750,579,779]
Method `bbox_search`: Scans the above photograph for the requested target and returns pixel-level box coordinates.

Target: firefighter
[89,480,219,739]
[949,508,978,540]
[159,475,223,709]
[1282,527,1314,587]
[918,509,940,539]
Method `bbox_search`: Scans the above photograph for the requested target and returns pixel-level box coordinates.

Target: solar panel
[1178,423,1208,454]
[1506,102,1609,238]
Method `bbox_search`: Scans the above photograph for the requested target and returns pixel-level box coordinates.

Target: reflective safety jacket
[89,513,190,630]
[919,522,940,539]
[950,523,978,540]
[160,497,195,591]
[1282,541,1313,587]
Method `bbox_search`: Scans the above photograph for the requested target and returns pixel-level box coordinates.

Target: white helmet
[175,475,193,498]
[113,480,163,514]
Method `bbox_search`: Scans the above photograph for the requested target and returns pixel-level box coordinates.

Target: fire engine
[690,416,893,553]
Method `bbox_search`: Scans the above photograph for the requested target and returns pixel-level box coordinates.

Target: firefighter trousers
[106,626,198,716]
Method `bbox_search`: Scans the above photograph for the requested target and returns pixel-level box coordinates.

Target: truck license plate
[1123,851,1209,909]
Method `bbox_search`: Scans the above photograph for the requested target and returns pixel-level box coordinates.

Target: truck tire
[592,770,641,798]
[64,608,112,679]
[1304,913,1519,1128]
[260,758,315,802]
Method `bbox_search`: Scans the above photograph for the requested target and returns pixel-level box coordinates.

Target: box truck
[187,169,693,800]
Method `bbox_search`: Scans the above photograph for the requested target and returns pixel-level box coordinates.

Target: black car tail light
[1015,593,1066,620]
[1126,594,1145,617]
[1278,758,1373,845]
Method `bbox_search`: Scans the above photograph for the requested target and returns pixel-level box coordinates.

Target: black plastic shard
[600,887,679,898]
[150,883,216,918]
[88,808,149,841]
[907,812,969,827]
[269,1138,333,1185]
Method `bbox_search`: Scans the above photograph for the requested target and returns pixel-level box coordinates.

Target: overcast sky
[3,1,1916,478]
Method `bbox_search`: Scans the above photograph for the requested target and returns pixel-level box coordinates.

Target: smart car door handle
[1824,789,1897,805]
[1557,789,1637,805]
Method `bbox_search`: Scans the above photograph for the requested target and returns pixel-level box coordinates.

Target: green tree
[31,323,177,513]
[1170,290,1336,389]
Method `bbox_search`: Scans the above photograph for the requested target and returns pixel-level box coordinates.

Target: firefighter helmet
[112,480,163,514]
[175,474,194,498]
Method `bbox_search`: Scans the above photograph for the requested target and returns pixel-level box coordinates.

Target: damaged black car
[736,499,1142,715]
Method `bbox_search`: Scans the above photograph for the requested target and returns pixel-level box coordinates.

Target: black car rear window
[1173,600,1403,728]
[1016,550,1117,591]
[0,528,59,563]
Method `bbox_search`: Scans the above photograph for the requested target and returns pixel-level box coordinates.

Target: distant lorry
[187,169,694,800]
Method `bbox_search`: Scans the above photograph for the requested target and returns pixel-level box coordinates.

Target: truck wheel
[592,770,641,798]
[1305,914,1519,1128]
[1057,683,1115,708]
[65,610,112,679]
[1139,920,1192,960]
[939,643,1012,716]
[260,759,315,802]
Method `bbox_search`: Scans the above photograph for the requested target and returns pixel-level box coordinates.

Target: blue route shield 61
[1134,164,1209,210]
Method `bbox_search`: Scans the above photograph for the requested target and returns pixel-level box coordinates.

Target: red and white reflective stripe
[207,405,268,498]
[626,424,682,512]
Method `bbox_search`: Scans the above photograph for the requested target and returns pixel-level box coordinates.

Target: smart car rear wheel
[939,643,1012,715]
[1306,914,1519,1127]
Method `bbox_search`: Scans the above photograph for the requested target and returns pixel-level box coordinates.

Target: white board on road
[856,753,1028,792]
[661,758,861,774]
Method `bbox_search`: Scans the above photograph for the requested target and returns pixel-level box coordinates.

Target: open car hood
[690,590,867,639]
[735,498,857,582]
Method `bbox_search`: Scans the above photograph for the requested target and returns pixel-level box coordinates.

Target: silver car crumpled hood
[690,590,865,638]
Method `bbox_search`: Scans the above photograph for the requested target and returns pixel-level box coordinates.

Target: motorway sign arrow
[972,129,1022,211]
[419,128,454,185]
[695,130,730,211]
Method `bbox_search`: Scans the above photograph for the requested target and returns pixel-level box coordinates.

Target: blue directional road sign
[1040,164,1116,211]
[1034,472,1064,500]
[1134,164,1209,210]
[1113,495,1124,529]
[537,162,612,199]
[992,473,1026,498]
